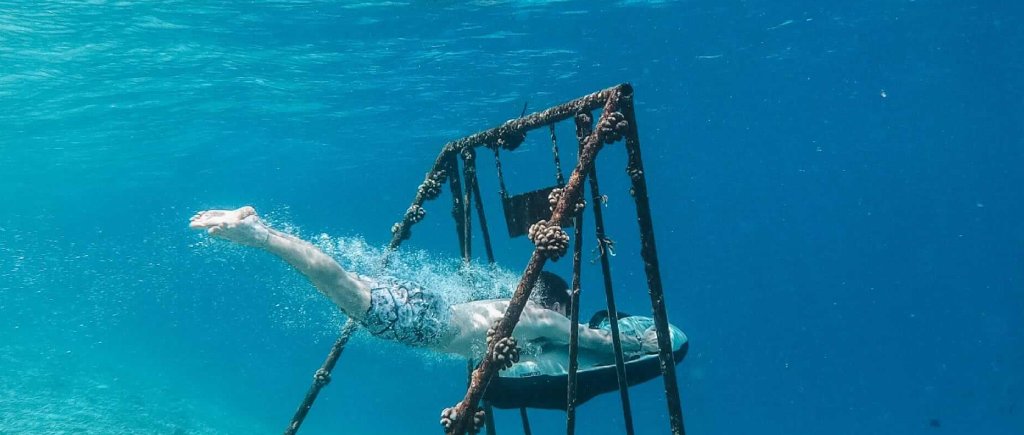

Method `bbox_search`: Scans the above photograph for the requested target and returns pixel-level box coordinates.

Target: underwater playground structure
[284,84,687,435]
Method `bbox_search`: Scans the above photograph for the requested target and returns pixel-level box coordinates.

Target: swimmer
[189,206,660,361]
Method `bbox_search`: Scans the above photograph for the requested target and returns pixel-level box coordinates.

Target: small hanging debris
[548,187,586,214]
[590,235,617,264]
[598,111,629,144]
[527,220,570,261]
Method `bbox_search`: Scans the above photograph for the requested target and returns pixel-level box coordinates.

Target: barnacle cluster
[548,187,586,214]
[527,219,569,260]
[598,111,629,144]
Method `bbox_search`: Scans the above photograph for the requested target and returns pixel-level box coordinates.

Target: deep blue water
[1,1,1022,434]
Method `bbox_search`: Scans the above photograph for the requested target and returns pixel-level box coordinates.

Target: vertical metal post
[491,146,510,199]
[484,407,497,435]
[471,180,496,263]
[461,151,475,261]
[565,182,585,434]
[587,159,635,435]
[621,96,686,435]
[447,154,469,262]
[519,408,533,435]
[565,113,591,435]
[463,147,499,435]
[564,217,584,435]
[465,146,495,264]
[550,124,566,187]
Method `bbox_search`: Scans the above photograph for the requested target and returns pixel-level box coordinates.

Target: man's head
[532,271,572,316]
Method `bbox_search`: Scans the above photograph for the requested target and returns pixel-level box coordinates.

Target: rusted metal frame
[621,96,686,435]
[445,86,629,435]
[388,85,621,250]
[288,84,628,435]
[284,319,360,435]
[448,154,470,262]
[587,162,636,435]
[565,112,589,435]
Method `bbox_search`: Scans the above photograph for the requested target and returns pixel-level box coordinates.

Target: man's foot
[189,206,270,247]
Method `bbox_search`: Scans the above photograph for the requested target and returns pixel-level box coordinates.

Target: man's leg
[189,206,372,320]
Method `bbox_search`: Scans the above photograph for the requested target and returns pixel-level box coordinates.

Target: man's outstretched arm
[189,206,371,320]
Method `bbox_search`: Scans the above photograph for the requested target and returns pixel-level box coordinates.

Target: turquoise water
[2,1,1022,434]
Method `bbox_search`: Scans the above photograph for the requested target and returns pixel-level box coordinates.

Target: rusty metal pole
[519,408,533,435]
[448,155,470,262]
[283,319,360,435]
[550,124,566,187]
[445,87,627,435]
[565,178,585,434]
[588,162,636,435]
[621,94,687,435]
[460,155,474,261]
[564,223,583,435]
[565,112,591,435]
[464,149,496,264]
